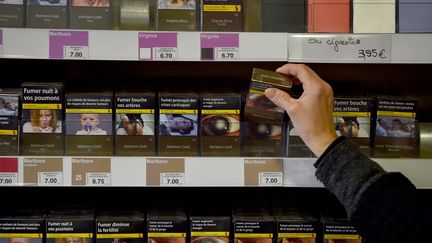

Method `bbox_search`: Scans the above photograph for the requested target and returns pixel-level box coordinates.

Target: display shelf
[1,156,431,188]
[1,28,432,63]
[283,158,432,189]
[391,34,432,63]
[1,28,288,61]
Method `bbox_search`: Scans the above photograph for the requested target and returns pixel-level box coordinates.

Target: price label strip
[160,172,184,186]
[138,32,178,61]
[86,172,111,186]
[0,173,18,186]
[201,33,240,61]
[291,34,391,63]
[258,172,283,187]
[49,30,89,59]
[38,172,63,186]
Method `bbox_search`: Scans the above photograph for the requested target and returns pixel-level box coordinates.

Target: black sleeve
[314,137,431,243]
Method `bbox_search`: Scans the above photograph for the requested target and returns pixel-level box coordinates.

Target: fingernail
[265,88,277,99]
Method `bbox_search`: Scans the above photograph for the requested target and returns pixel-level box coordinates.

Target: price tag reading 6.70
[358,48,387,61]
[153,47,178,61]
[216,47,239,60]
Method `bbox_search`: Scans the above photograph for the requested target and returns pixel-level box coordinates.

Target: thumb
[265,88,294,112]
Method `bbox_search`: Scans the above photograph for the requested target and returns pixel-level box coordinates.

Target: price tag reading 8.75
[216,47,239,60]
[160,172,184,186]
[64,46,89,60]
[0,173,18,186]
[38,172,63,186]
[153,47,178,61]
[86,172,111,186]
[258,172,283,187]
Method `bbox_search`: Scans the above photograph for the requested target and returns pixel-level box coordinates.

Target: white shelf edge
[0,156,430,188]
[1,28,431,63]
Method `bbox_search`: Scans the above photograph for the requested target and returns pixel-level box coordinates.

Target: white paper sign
[289,34,391,63]
[0,173,18,186]
[64,46,89,59]
[259,172,283,187]
[86,172,111,186]
[160,172,184,186]
[38,172,63,186]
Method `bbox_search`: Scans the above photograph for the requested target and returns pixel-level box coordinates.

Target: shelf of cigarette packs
[0,59,432,188]
[1,28,432,63]
[0,186,370,243]
[0,122,430,188]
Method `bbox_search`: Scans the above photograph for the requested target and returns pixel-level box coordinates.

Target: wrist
[308,131,338,157]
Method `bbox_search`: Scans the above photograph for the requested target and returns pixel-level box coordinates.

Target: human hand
[264,64,337,157]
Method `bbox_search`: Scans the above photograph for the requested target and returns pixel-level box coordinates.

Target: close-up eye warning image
[202,114,240,137]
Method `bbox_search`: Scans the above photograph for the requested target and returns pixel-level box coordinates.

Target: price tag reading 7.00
[86,173,111,186]
[358,48,387,61]
[64,46,89,60]
[258,172,283,187]
[160,172,184,186]
[0,173,18,186]
[38,172,63,186]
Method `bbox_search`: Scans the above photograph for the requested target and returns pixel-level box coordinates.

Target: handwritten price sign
[358,48,387,61]
[290,34,391,63]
